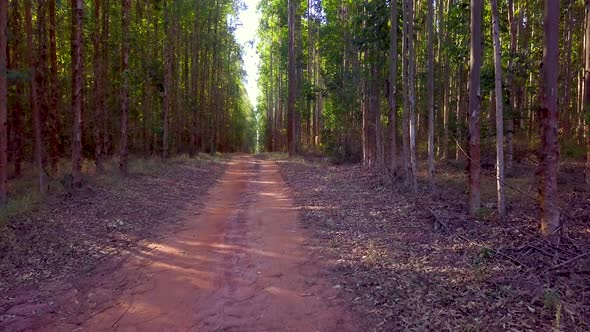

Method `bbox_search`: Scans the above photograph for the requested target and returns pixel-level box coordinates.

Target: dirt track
[33,156,355,331]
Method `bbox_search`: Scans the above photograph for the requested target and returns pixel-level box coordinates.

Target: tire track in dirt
[34,155,357,331]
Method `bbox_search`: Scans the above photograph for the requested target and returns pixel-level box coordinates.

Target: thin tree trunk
[119,0,130,174]
[506,0,516,169]
[388,0,398,172]
[562,2,573,136]
[456,64,464,160]
[287,0,296,156]
[0,0,7,203]
[9,0,23,178]
[163,1,172,159]
[93,0,103,172]
[71,0,83,187]
[586,0,590,187]
[407,0,417,193]
[190,4,200,157]
[427,0,435,190]
[538,0,560,237]
[25,0,46,194]
[48,0,59,173]
[295,8,303,154]
[491,0,505,218]
[468,0,482,216]
[442,0,450,161]
[36,1,49,173]
[102,0,110,156]
[402,0,410,182]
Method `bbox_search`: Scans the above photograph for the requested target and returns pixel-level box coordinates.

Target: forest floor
[0,155,226,330]
[279,155,590,331]
[1,153,588,331]
[0,155,357,331]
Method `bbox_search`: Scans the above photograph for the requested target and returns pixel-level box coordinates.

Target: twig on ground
[549,252,590,271]
[111,300,134,328]
[427,207,451,233]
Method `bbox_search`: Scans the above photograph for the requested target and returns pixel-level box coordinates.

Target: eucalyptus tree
[491,0,505,218]
[0,0,7,203]
[468,0,482,216]
[539,0,560,236]
[1,0,254,199]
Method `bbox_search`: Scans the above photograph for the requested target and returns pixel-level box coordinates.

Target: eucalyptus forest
[0,0,589,331]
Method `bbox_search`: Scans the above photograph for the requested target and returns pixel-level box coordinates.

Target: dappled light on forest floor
[0,158,228,330]
[280,159,590,331]
[1,156,358,331]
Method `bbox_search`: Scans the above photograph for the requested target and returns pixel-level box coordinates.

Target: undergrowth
[0,154,223,226]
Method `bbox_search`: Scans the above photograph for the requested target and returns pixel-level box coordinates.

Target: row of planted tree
[0,0,256,203]
[257,0,590,238]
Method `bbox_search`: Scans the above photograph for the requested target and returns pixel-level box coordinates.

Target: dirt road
[36,156,355,331]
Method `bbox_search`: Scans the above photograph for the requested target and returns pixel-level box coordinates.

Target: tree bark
[163,1,172,159]
[491,0,506,218]
[287,0,296,156]
[388,0,398,172]
[93,0,103,172]
[190,3,200,157]
[586,0,590,187]
[402,0,410,183]
[427,0,435,190]
[25,0,46,194]
[538,0,560,236]
[71,0,83,187]
[102,0,110,156]
[407,0,417,194]
[506,0,517,170]
[48,0,59,173]
[0,0,7,203]
[119,0,130,174]
[8,0,23,178]
[468,0,482,216]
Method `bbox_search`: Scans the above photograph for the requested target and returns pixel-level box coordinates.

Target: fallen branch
[426,206,529,269]
[112,301,134,328]
[428,207,451,233]
[549,252,590,271]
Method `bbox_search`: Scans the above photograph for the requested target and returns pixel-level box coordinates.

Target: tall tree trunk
[93,0,103,172]
[102,0,110,156]
[468,0,482,216]
[25,0,46,194]
[48,0,59,173]
[190,4,200,157]
[586,0,590,187]
[163,1,172,159]
[0,0,7,203]
[456,64,465,161]
[295,7,303,154]
[407,0,417,193]
[287,0,296,156]
[402,0,410,182]
[367,56,378,168]
[71,0,83,187]
[506,0,516,169]
[491,0,506,218]
[562,2,573,136]
[427,0,435,189]
[538,0,560,237]
[388,0,398,172]
[36,1,49,173]
[442,1,450,161]
[9,0,23,178]
[119,0,130,174]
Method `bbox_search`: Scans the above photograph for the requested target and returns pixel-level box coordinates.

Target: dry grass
[0,154,226,225]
